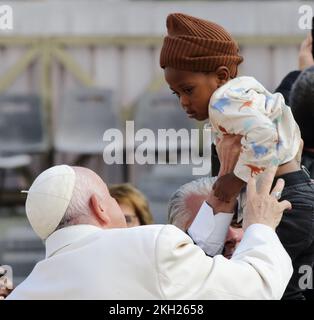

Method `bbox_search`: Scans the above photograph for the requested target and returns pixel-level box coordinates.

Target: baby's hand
[213,172,246,202]
[207,190,237,214]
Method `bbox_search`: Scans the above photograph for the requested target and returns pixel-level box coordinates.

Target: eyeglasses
[124,215,139,224]
[230,220,242,229]
[230,211,242,229]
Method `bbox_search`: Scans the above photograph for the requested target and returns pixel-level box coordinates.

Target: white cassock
[6,219,292,300]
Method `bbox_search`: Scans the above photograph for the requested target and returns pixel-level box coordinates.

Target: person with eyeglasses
[223,225,244,260]
[168,134,246,258]
[168,174,244,259]
[109,183,154,227]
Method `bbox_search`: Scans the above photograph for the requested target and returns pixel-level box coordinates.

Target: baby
[160,13,314,300]
[160,13,301,202]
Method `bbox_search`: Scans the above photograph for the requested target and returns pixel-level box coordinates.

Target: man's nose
[225,227,239,242]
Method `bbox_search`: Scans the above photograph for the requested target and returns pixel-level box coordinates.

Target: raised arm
[157,168,293,300]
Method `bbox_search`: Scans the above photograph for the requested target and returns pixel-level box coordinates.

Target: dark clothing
[211,143,220,177]
[273,168,314,300]
[211,72,314,299]
[274,70,301,106]
[211,152,314,298]
[302,151,314,178]
[275,69,314,177]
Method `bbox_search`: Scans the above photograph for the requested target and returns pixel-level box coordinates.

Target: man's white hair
[56,167,104,230]
[168,176,217,231]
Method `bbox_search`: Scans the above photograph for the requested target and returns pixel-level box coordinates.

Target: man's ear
[215,66,230,86]
[90,194,110,226]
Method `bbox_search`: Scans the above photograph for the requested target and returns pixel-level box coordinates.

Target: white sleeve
[187,201,234,256]
[157,224,293,300]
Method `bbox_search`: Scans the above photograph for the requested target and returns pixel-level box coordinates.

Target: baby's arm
[214,134,246,202]
[213,172,246,202]
[210,89,280,201]
[210,90,279,183]
[216,134,242,177]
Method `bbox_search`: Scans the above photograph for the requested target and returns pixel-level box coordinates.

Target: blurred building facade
[0,0,310,216]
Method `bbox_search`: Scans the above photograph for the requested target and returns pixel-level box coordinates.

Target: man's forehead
[185,193,207,214]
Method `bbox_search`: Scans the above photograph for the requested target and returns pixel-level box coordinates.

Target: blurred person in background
[289,66,314,177]
[272,33,314,177]
[276,33,314,300]
[275,33,314,104]
[109,183,154,227]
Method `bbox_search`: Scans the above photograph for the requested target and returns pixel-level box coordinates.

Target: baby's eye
[172,91,180,98]
[183,87,194,95]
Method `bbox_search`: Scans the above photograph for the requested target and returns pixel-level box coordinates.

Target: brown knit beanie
[160,13,243,78]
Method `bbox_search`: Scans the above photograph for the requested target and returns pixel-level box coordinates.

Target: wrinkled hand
[299,33,314,71]
[216,134,242,177]
[242,167,292,231]
[207,190,237,214]
[213,172,246,202]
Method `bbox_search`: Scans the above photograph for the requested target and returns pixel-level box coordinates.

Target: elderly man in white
[168,175,244,258]
[168,134,245,258]
[6,164,292,300]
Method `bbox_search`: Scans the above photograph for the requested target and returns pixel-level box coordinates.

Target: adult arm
[187,201,234,256]
[157,168,293,300]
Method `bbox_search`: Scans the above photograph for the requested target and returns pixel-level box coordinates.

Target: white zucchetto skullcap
[24,165,76,240]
